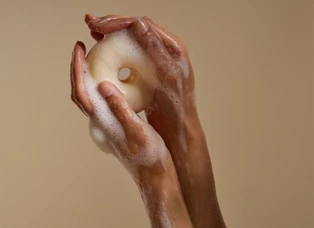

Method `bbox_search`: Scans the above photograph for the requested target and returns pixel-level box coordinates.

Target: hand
[70,41,172,180]
[70,40,194,228]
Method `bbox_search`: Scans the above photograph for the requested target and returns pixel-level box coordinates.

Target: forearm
[135,164,193,228]
[169,116,226,228]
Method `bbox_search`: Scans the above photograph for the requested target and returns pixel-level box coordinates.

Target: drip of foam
[159,201,173,227]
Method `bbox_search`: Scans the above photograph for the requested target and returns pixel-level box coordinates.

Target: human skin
[71,41,193,228]
[83,15,227,228]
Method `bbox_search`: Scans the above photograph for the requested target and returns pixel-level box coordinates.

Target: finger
[146,18,183,58]
[97,15,131,24]
[98,81,141,129]
[85,14,126,25]
[90,31,104,41]
[131,17,171,60]
[88,17,134,34]
[71,42,88,116]
[86,15,183,57]
[84,13,100,24]
[131,18,179,81]
[71,41,93,116]
[70,47,86,115]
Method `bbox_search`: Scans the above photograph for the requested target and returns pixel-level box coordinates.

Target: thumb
[98,81,140,128]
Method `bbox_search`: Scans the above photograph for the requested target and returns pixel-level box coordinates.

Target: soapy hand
[70,42,173,180]
[85,15,198,150]
[71,39,195,228]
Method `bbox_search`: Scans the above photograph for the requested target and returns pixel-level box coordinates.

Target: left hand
[70,41,195,228]
[70,41,173,181]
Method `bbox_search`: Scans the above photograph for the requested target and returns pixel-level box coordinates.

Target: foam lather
[83,29,158,155]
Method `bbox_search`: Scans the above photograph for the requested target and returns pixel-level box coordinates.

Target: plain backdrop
[0,0,313,228]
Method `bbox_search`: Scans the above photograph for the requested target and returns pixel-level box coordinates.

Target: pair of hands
[70,15,228,228]
[70,14,197,178]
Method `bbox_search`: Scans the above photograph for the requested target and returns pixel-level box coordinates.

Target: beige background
[0,0,313,227]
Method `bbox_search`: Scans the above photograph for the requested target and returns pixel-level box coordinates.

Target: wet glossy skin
[70,14,226,228]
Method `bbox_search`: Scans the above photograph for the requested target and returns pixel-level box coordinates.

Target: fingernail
[76,40,84,46]
[74,41,81,49]
[98,82,115,98]
[75,41,86,53]
[85,14,98,22]
[134,17,148,35]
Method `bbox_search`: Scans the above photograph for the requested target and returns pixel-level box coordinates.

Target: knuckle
[148,36,162,49]
[99,15,123,24]
[156,63,169,75]
[169,62,183,77]
[108,97,119,111]
[166,44,182,58]
[101,15,115,20]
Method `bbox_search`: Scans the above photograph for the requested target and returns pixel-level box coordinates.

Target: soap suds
[138,186,174,227]
[159,201,174,227]
[84,29,188,171]
[84,64,167,174]
[176,57,190,79]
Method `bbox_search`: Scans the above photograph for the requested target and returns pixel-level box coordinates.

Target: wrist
[135,164,193,228]
[169,112,206,154]
[133,152,179,188]
[184,112,205,141]
[137,163,178,191]
[167,112,212,176]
